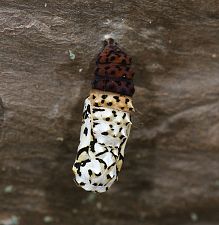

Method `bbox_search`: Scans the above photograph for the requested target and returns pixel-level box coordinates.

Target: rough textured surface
[0,0,219,224]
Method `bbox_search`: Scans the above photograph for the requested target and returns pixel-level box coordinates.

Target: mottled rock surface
[0,1,219,224]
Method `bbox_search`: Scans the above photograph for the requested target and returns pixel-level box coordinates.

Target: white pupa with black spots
[72,98,132,193]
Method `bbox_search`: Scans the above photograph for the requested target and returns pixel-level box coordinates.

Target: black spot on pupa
[101,131,109,135]
[81,159,91,167]
[80,182,85,186]
[90,139,97,152]
[106,117,110,121]
[93,108,105,113]
[107,102,112,106]
[121,59,126,64]
[122,113,126,119]
[116,81,121,86]
[102,95,107,99]
[125,98,129,103]
[93,122,99,127]
[126,81,131,86]
[83,127,88,136]
[88,169,92,176]
[120,135,125,139]
[87,105,91,114]
[83,105,90,119]
[101,100,105,104]
[74,162,80,168]
[112,110,117,117]
[113,96,120,102]
[92,95,96,99]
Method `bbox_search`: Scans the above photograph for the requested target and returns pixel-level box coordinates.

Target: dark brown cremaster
[92,38,135,96]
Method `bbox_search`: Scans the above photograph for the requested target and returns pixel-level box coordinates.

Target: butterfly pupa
[72,38,135,192]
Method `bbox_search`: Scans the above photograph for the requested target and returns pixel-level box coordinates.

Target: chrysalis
[72,38,135,192]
